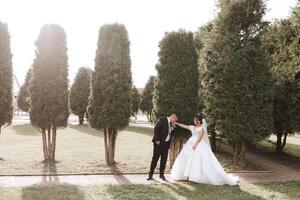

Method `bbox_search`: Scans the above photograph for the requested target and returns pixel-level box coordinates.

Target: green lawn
[254,135,300,170]
[0,181,299,200]
[0,122,260,175]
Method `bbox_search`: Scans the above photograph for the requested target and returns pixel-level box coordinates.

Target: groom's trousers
[149,141,170,175]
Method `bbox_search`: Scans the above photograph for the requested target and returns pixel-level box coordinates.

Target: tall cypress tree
[88,23,132,165]
[153,30,199,165]
[195,22,218,151]
[0,22,13,134]
[29,24,69,161]
[263,2,300,152]
[130,86,140,119]
[17,68,32,112]
[139,76,155,122]
[70,67,91,125]
[200,0,273,164]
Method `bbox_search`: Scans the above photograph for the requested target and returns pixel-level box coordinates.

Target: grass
[0,181,299,200]
[0,121,261,175]
[253,135,300,170]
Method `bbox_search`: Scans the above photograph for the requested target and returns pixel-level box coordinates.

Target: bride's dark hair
[194,113,203,124]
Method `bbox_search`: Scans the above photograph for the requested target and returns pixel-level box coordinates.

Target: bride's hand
[192,144,197,150]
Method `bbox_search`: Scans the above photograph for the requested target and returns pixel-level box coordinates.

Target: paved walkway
[221,145,300,182]
[0,172,272,188]
[0,146,299,188]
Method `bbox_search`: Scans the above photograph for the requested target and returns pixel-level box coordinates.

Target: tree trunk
[103,129,109,164]
[103,128,118,165]
[210,130,217,152]
[146,114,151,123]
[41,128,49,160]
[79,115,84,125]
[276,130,287,153]
[51,124,57,160]
[41,122,57,162]
[169,137,184,167]
[169,139,176,166]
[232,141,247,166]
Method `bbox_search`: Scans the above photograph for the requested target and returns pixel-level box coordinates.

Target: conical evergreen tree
[139,76,155,122]
[29,24,69,161]
[0,22,13,134]
[263,1,300,153]
[130,86,140,119]
[17,68,32,112]
[88,23,132,165]
[200,0,273,164]
[70,67,91,125]
[195,21,218,151]
[153,30,199,165]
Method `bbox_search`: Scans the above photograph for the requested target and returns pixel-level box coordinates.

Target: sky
[0,0,297,92]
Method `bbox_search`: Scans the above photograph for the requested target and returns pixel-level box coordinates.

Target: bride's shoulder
[188,125,195,131]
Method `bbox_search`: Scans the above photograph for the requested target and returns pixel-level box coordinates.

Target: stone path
[0,145,299,188]
[0,174,183,188]
[221,145,300,182]
[0,172,268,188]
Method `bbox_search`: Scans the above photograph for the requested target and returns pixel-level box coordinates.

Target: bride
[171,114,239,185]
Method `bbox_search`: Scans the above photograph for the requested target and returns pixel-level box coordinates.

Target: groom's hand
[155,141,160,145]
[171,122,176,127]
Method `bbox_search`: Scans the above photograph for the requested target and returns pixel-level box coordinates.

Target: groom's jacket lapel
[152,117,171,143]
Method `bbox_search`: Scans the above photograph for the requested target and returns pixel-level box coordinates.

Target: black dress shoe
[159,174,166,180]
[147,175,153,180]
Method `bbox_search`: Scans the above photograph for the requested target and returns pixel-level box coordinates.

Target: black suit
[149,117,174,176]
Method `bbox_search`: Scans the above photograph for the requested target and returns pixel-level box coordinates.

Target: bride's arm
[175,122,190,130]
[193,129,205,150]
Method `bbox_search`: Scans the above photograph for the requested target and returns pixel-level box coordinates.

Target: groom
[147,113,178,180]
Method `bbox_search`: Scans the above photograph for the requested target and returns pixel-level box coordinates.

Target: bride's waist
[187,136,197,143]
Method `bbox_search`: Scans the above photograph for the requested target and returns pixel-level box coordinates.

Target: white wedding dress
[171,120,239,185]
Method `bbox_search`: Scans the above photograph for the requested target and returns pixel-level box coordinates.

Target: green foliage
[130,86,140,117]
[70,67,91,118]
[29,24,69,129]
[263,3,300,150]
[200,0,273,144]
[17,68,32,112]
[153,30,199,136]
[195,21,214,114]
[88,23,132,131]
[139,76,155,122]
[0,21,13,131]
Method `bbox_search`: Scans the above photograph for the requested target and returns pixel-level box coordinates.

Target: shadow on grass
[109,164,131,184]
[257,181,300,200]
[106,184,177,200]
[251,143,300,170]
[11,124,40,136]
[68,124,103,138]
[69,124,152,138]
[21,162,84,200]
[21,184,85,200]
[242,181,300,200]
[41,162,59,181]
[106,183,264,200]
[124,126,154,137]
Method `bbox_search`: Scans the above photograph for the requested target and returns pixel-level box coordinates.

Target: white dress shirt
[165,117,171,142]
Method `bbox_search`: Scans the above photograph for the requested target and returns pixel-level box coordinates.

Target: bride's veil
[202,118,211,149]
